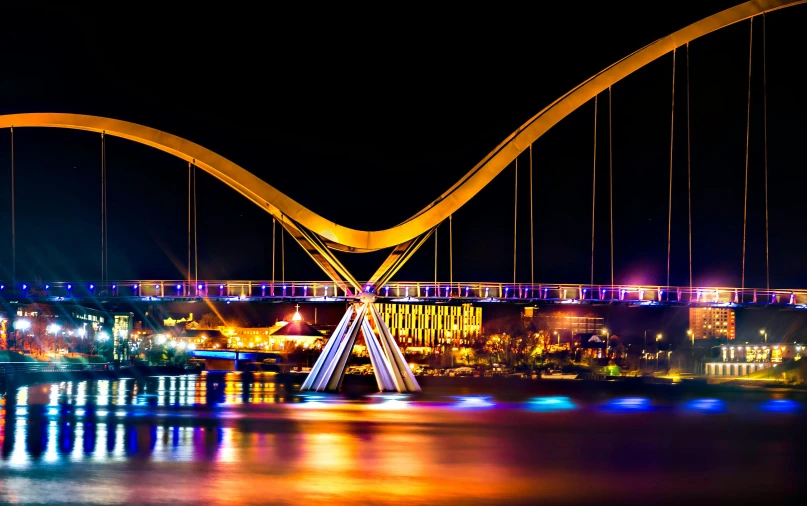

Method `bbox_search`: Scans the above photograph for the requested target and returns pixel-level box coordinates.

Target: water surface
[1,373,805,505]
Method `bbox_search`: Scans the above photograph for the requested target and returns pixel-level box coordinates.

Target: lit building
[522,307,604,342]
[163,313,194,327]
[689,307,736,339]
[68,306,134,360]
[705,343,803,376]
[268,309,325,350]
[204,306,326,351]
[375,303,482,350]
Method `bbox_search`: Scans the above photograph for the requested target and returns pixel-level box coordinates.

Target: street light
[602,328,609,358]
[656,333,662,342]
[47,323,61,334]
[14,319,31,353]
[760,329,767,343]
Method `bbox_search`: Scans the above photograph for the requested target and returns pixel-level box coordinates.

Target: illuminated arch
[0,0,803,255]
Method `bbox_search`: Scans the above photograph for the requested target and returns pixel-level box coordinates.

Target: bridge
[2,280,807,308]
[3,0,807,392]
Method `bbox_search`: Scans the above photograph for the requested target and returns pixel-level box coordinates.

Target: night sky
[1,1,807,292]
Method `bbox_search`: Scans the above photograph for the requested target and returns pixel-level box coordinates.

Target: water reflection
[1,375,806,505]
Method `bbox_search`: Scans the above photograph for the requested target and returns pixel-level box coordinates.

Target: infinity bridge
[2,1,806,392]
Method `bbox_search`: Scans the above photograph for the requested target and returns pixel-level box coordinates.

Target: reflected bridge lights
[683,398,726,414]
[527,396,576,412]
[601,397,654,413]
[451,396,495,409]
[759,399,801,413]
[368,393,412,410]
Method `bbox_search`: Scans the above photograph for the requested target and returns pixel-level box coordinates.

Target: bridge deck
[1,281,806,308]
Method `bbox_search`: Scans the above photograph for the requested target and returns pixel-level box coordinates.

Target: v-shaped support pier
[300,300,421,393]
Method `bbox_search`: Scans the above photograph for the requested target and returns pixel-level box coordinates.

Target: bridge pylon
[300,293,421,393]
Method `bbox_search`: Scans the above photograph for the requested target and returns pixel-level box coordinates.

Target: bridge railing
[1,280,806,306]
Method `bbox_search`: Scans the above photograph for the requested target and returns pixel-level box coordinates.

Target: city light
[46,323,61,334]
[15,319,31,330]
[96,331,109,341]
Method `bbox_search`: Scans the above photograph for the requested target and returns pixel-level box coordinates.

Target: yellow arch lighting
[0,0,802,252]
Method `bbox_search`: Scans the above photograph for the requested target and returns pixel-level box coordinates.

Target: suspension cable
[101,131,106,283]
[188,161,192,285]
[193,163,198,286]
[104,135,108,282]
[281,226,285,285]
[608,87,614,288]
[591,95,597,286]
[513,156,518,285]
[449,214,453,292]
[10,127,15,284]
[741,18,754,291]
[687,42,693,295]
[272,218,276,289]
[763,14,770,291]
[667,49,676,292]
[434,225,438,291]
[529,144,534,286]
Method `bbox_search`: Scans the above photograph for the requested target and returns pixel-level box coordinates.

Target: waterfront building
[522,307,604,343]
[267,309,324,350]
[704,343,803,376]
[689,307,736,339]
[374,303,482,351]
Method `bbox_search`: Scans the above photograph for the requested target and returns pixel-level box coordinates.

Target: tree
[198,313,223,329]
[147,344,168,365]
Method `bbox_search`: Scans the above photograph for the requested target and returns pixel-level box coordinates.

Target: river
[1,373,805,505]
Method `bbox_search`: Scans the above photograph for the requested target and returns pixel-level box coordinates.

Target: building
[375,303,482,351]
[522,307,605,342]
[689,307,736,339]
[69,306,134,360]
[705,343,803,376]
[268,310,325,350]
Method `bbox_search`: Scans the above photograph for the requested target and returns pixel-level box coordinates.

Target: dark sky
[1,2,806,289]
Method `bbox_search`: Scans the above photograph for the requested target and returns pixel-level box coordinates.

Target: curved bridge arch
[0,0,802,255]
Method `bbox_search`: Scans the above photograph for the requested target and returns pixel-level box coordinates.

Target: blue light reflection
[759,399,800,413]
[683,398,726,413]
[602,397,653,413]
[527,396,576,412]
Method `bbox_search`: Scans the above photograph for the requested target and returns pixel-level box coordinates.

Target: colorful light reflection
[527,396,576,412]
[452,396,495,408]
